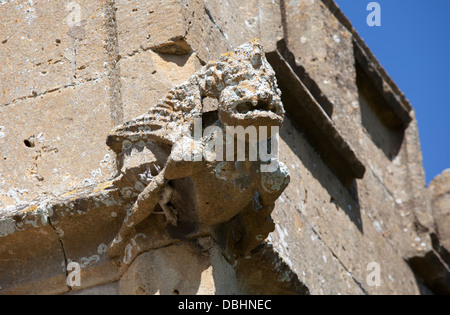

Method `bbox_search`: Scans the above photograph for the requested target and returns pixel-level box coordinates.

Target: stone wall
[0,0,448,295]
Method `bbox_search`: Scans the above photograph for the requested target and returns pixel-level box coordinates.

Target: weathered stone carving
[106,40,290,263]
[0,40,290,291]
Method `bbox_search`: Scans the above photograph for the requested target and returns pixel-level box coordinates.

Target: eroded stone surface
[0,183,128,294]
[0,79,115,207]
[429,169,450,253]
[106,41,289,270]
[0,0,446,296]
[269,117,421,295]
[0,0,108,106]
[119,240,236,295]
[282,0,435,264]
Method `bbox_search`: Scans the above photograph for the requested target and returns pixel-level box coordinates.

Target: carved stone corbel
[106,40,290,269]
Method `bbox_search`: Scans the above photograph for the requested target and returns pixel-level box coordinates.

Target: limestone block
[267,211,365,295]
[114,0,229,122]
[234,243,311,295]
[180,0,233,62]
[119,241,231,295]
[0,0,108,107]
[114,0,231,62]
[358,167,432,259]
[283,0,361,135]
[0,79,115,207]
[115,0,187,57]
[119,50,202,122]
[49,186,126,291]
[203,0,283,51]
[0,183,135,294]
[0,205,68,295]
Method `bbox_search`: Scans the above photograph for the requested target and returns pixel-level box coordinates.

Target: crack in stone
[202,4,233,49]
[47,216,72,292]
[0,77,104,108]
[204,6,225,39]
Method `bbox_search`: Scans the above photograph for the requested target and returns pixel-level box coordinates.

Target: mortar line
[105,0,124,127]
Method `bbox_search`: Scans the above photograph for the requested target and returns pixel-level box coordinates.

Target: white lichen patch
[0,199,54,237]
[5,188,29,204]
[268,223,294,269]
[0,216,16,237]
[15,0,36,25]
[97,243,108,255]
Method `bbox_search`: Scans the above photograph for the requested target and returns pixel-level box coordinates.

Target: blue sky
[334,0,450,185]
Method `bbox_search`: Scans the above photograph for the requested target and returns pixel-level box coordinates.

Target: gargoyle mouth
[219,100,284,132]
[236,100,273,114]
[233,99,283,119]
[218,98,285,130]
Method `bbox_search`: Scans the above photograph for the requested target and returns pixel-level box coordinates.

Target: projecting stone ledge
[0,181,215,294]
[0,179,305,295]
[0,182,125,294]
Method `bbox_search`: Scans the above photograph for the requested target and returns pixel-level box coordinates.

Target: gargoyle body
[106,40,290,263]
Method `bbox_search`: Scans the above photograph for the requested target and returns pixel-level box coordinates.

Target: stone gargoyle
[106,40,290,264]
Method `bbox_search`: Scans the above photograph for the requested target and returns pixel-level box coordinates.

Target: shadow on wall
[117,238,311,295]
[265,42,364,233]
[234,243,311,295]
[356,61,405,161]
[408,234,450,295]
[279,117,364,234]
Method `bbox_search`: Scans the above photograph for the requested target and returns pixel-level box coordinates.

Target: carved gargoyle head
[214,40,285,136]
